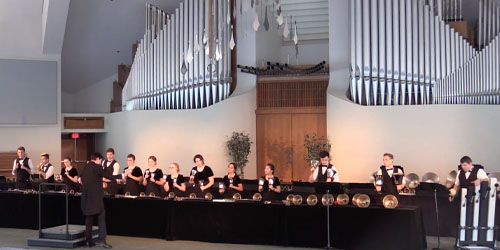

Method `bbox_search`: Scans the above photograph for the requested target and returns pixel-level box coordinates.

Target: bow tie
[386,168,393,171]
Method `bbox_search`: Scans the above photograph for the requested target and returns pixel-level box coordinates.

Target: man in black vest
[102,148,120,194]
[449,156,488,202]
[12,146,34,189]
[374,153,405,197]
[308,151,339,182]
[35,153,54,191]
[80,152,117,248]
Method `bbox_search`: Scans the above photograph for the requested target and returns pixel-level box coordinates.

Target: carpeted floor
[0,227,492,249]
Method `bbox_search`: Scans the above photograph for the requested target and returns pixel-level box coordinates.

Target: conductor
[80,152,117,248]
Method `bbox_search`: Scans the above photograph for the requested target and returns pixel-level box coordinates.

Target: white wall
[96,88,258,179]
[327,0,500,183]
[68,74,116,113]
[0,54,62,174]
[0,0,43,58]
[280,42,329,65]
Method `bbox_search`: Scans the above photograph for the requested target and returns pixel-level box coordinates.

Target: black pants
[85,209,107,244]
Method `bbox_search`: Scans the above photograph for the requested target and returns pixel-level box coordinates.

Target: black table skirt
[0,191,426,250]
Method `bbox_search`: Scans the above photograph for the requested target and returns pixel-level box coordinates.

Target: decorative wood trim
[256,107,326,115]
[64,117,104,130]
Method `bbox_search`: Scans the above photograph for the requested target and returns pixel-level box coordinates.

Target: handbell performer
[12,146,34,189]
[308,151,340,183]
[373,153,405,197]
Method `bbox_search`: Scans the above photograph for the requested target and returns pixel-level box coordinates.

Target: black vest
[458,165,484,188]
[380,165,404,197]
[103,160,117,175]
[317,164,335,182]
[41,163,54,183]
[15,158,31,182]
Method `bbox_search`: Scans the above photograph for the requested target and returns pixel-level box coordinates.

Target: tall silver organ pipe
[349,0,500,106]
[123,0,233,111]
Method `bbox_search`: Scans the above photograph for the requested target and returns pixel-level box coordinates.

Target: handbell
[393,172,404,185]
[449,188,457,197]
[292,195,303,205]
[352,193,362,206]
[69,190,75,195]
[286,194,295,202]
[139,192,146,197]
[445,170,458,189]
[149,192,156,197]
[327,168,335,178]
[422,172,440,183]
[374,174,383,186]
[405,173,420,189]
[356,194,370,208]
[204,192,213,201]
[306,194,318,206]
[189,193,197,198]
[269,178,274,186]
[253,193,262,201]
[321,194,334,206]
[168,192,176,199]
[382,194,398,209]
[336,193,349,205]
[233,193,242,200]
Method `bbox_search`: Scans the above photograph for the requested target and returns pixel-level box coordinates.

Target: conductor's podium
[27,224,98,248]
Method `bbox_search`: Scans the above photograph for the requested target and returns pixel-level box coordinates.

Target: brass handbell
[449,188,457,198]
[149,192,156,197]
[336,194,349,205]
[139,192,146,197]
[306,194,318,206]
[204,192,213,201]
[168,192,176,199]
[352,193,361,206]
[286,194,295,202]
[253,192,262,201]
[321,194,334,206]
[292,195,303,205]
[233,193,242,200]
[356,194,370,208]
[189,193,197,198]
[382,194,398,209]
[69,189,75,195]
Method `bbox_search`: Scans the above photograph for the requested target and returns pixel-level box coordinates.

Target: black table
[0,191,426,250]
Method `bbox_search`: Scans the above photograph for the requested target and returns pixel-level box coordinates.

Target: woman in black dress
[141,156,164,196]
[58,157,79,192]
[189,154,214,195]
[122,154,143,196]
[163,163,186,196]
[258,163,281,200]
[219,162,243,198]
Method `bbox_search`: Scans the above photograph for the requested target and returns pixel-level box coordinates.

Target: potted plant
[226,131,252,178]
[304,133,331,166]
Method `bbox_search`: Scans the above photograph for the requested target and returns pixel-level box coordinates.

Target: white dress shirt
[12,158,34,175]
[454,167,488,187]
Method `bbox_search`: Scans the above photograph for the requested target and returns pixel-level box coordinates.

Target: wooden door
[291,109,327,182]
[256,111,293,181]
[61,134,95,172]
[255,75,328,182]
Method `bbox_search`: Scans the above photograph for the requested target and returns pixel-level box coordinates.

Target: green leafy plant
[304,133,331,164]
[226,131,252,178]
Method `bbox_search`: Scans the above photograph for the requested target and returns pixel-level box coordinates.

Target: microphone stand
[433,187,446,250]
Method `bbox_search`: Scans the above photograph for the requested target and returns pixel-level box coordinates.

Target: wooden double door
[256,107,327,182]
